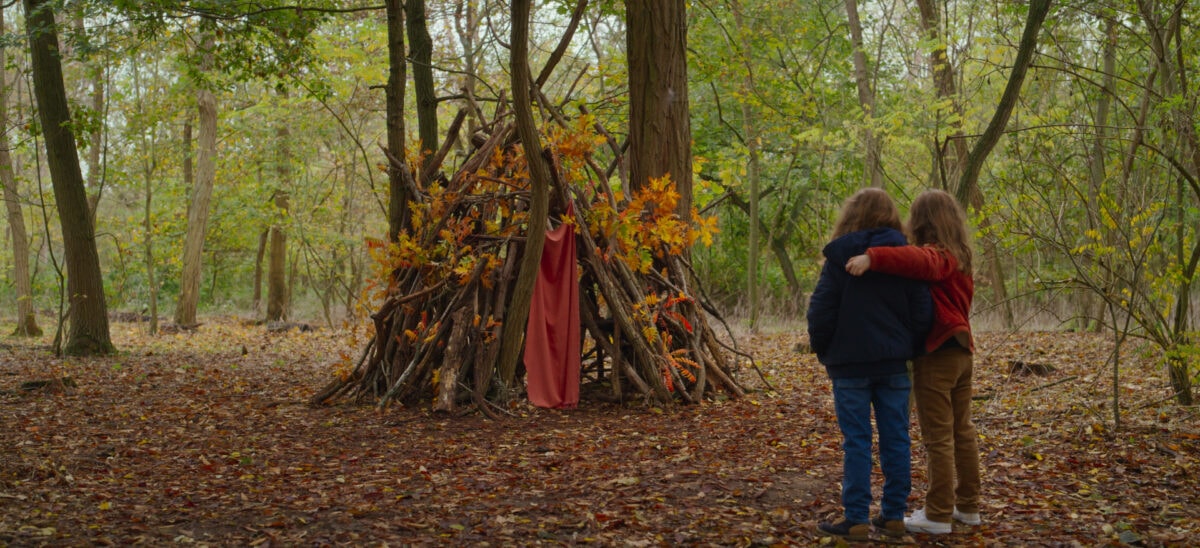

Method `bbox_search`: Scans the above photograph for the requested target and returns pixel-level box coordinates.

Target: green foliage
[0,0,1195,394]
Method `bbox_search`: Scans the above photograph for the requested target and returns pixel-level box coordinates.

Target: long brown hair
[907,189,973,273]
[831,188,902,238]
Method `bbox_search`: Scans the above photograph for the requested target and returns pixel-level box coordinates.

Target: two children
[811,188,980,539]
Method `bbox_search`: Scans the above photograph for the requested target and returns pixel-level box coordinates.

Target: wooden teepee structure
[311,104,751,413]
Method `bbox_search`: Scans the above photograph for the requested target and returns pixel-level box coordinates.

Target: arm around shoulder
[865,246,958,281]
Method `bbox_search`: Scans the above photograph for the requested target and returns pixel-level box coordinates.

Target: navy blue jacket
[806,228,932,379]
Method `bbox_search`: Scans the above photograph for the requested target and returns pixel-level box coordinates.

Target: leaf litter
[0,319,1196,546]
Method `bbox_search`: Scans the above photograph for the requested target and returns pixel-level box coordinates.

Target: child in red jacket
[845,189,981,534]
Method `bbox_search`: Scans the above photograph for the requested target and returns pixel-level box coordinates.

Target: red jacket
[865,245,975,353]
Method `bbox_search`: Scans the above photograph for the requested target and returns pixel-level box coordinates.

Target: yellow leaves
[694,213,719,247]
[452,261,474,283]
[591,174,719,275]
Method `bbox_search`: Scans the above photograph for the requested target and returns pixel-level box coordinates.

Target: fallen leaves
[0,321,1197,544]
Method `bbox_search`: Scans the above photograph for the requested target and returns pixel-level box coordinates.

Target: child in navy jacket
[808,188,932,541]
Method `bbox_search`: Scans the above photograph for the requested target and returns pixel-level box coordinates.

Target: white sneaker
[905,508,952,534]
[953,507,982,525]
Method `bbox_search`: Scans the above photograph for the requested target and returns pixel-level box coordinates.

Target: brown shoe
[871,515,906,537]
[816,519,869,541]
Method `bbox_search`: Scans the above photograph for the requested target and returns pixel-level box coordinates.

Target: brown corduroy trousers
[912,346,981,522]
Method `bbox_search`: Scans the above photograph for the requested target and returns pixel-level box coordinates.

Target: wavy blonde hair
[907,189,973,273]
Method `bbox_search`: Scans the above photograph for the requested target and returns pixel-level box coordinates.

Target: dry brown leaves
[0,318,1196,546]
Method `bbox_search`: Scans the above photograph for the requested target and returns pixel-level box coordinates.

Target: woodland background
[0,1,1198,389]
[1,0,1200,544]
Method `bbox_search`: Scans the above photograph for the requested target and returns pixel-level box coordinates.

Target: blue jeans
[831,372,912,523]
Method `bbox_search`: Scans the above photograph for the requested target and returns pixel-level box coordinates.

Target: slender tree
[74,13,105,224]
[24,0,113,355]
[174,21,218,327]
[957,0,1052,205]
[406,0,437,180]
[955,0,1050,330]
[385,0,410,241]
[0,7,39,337]
[130,52,159,335]
[844,0,883,188]
[495,0,552,392]
[726,0,764,331]
[915,0,970,188]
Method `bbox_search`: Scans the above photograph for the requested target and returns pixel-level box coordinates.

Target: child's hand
[845,254,871,276]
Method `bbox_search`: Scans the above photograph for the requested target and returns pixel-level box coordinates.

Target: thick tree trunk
[496,0,551,393]
[385,0,410,241]
[175,24,218,327]
[625,0,693,216]
[24,0,113,355]
[267,193,289,322]
[253,228,267,312]
[406,0,437,180]
[267,113,292,322]
[0,9,39,337]
[844,0,882,188]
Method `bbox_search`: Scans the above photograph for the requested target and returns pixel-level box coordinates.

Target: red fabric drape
[524,220,581,409]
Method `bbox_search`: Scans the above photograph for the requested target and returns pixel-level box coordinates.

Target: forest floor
[0,316,1197,547]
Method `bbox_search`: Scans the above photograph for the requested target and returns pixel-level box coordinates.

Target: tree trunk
[143,160,158,336]
[175,23,218,327]
[267,107,292,322]
[86,42,103,224]
[915,0,970,188]
[406,0,437,180]
[1139,0,1196,406]
[131,53,158,335]
[253,228,267,312]
[453,0,482,134]
[1081,15,1117,332]
[955,0,1050,330]
[267,193,289,322]
[0,9,39,337]
[385,0,410,241]
[496,0,551,393]
[731,0,762,331]
[183,120,193,191]
[24,0,113,355]
[625,0,693,216]
[844,0,883,188]
[957,0,1050,203]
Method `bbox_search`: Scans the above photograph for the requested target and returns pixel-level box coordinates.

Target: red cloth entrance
[524,221,581,409]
